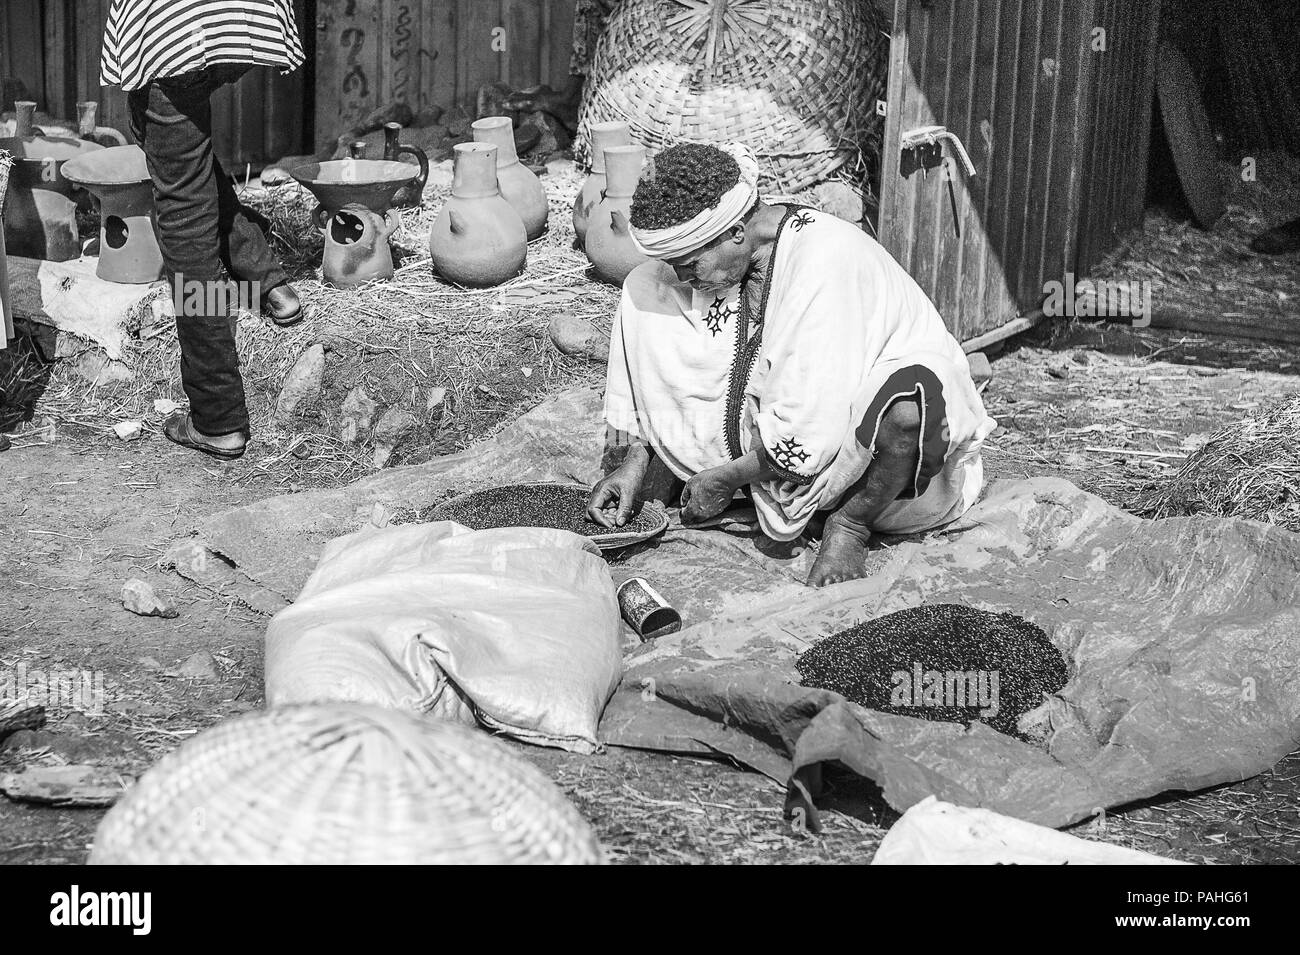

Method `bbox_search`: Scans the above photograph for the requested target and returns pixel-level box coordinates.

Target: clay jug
[0,101,119,261]
[383,122,430,209]
[573,121,632,248]
[585,144,650,286]
[430,142,527,287]
[471,116,547,240]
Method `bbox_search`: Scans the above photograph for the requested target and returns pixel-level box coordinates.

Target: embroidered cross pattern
[703,295,735,336]
[789,210,815,232]
[770,436,811,470]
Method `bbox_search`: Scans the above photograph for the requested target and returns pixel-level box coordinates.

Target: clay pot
[430,142,527,288]
[0,101,122,261]
[573,121,632,248]
[383,122,430,209]
[471,116,548,240]
[584,144,650,286]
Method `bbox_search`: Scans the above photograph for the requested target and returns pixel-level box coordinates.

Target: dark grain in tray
[796,604,1068,739]
[423,484,661,538]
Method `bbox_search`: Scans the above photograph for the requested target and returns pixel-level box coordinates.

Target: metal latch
[900,125,978,178]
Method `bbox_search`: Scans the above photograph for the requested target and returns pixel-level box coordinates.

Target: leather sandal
[164,413,247,460]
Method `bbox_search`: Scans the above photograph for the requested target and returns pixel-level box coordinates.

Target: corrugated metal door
[1073,0,1161,276]
[878,0,1094,342]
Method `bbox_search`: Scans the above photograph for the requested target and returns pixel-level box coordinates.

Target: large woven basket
[576,0,888,192]
[89,705,605,865]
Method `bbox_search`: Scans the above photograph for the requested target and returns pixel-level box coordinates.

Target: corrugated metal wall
[0,0,310,169]
[1073,0,1161,275]
[314,0,578,148]
[879,0,1160,343]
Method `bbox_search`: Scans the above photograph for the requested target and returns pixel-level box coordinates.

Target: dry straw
[576,0,888,192]
[1138,393,1300,532]
[89,705,605,864]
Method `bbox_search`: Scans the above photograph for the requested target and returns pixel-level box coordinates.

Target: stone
[153,397,181,416]
[425,386,448,417]
[275,344,326,424]
[340,385,378,444]
[968,352,993,391]
[121,578,178,619]
[475,81,518,122]
[548,313,610,361]
[70,351,134,385]
[414,105,445,127]
[444,106,473,138]
[259,153,316,185]
[0,764,128,807]
[113,420,143,441]
[519,110,568,159]
[372,408,419,468]
[176,650,219,682]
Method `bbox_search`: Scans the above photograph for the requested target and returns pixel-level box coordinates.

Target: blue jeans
[128,66,287,436]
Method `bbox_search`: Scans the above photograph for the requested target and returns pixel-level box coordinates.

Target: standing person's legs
[204,65,298,323]
[129,70,249,448]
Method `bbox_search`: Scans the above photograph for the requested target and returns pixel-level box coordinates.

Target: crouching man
[587,142,996,587]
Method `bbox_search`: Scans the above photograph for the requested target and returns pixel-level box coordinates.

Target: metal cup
[617,577,682,640]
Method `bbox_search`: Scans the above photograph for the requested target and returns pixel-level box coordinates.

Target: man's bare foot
[807,513,873,587]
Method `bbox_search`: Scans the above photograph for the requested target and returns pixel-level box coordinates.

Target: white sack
[871,796,1187,865]
[265,521,622,754]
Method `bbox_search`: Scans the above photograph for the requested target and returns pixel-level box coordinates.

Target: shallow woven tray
[423,481,669,552]
[90,705,604,865]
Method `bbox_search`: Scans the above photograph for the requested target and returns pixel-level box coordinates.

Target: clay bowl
[291,159,419,214]
[60,144,151,197]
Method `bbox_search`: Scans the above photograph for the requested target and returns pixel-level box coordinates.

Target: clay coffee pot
[429,142,527,287]
[0,101,127,261]
[584,144,650,286]
[471,116,548,241]
[382,122,430,209]
[572,121,632,248]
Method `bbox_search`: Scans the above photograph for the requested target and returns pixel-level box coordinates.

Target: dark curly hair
[629,143,740,230]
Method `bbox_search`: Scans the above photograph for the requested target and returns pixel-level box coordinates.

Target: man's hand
[680,465,739,524]
[587,445,650,528]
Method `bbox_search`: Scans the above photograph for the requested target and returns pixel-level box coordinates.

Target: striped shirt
[100,0,304,91]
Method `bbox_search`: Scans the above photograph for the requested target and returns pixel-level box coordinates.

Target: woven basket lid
[90,705,604,865]
[577,0,888,193]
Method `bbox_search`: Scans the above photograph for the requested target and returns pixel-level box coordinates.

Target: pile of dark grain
[796,604,1069,739]
[421,483,661,538]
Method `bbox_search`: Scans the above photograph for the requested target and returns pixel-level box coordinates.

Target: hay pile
[1139,393,1300,531]
[14,160,616,487]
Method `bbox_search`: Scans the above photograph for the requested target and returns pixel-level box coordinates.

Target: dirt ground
[3,320,1299,864]
[3,161,1299,864]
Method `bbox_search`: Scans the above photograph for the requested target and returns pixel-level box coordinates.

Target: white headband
[630,141,760,259]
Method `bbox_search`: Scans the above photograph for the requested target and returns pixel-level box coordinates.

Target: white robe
[604,207,997,541]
